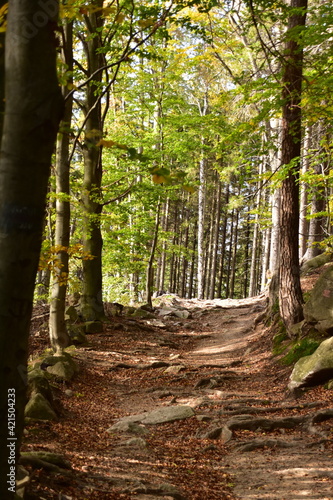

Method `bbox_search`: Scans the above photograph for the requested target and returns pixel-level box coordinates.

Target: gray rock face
[108,405,195,433]
[24,393,57,421]
[303,265,333,333]
[288,336,333,390]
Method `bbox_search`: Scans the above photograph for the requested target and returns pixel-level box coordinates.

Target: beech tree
[0,0,62,495]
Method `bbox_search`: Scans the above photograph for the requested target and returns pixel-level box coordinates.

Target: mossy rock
[67,323,87,345]
[65,305,79,321]
[131,308,155,319]
[46,361,76,381]
[42,352,78,372]
[280,338,321,366]
[28,369,53,403]
[24,393,57,421]
[288,336,333,390]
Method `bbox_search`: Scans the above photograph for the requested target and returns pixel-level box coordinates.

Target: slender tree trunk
[229,210,239,298]
[209,178,222,299]
[217,184,229,298]
[302,122,327,261]
[0,1,62,495]
[197,154,206,299]
[146,198,161,307]
[226,210,234,298]
[279,0,307,329]
[157,198,169,293]
[299,126,311,260]
[81,3,105,321]
[49,21,73,353]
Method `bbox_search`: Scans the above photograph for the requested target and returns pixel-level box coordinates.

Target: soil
[23,293,333,500]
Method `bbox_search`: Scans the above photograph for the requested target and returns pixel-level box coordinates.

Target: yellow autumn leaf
[138,18,155,28]
[115,13,125,23]
[97,139,117,148]
[0,3,8,18]
[182,185,196,194]
[152,174,166,184]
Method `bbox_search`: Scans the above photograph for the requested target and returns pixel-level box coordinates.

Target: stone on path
[108,405,195,433]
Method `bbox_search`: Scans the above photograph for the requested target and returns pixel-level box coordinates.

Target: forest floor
[23,290,333,500]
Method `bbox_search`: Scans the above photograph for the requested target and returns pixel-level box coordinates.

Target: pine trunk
[279,0,307,329]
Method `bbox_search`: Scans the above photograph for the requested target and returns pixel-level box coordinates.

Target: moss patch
[280,338,321,366]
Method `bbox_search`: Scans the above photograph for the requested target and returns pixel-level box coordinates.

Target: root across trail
[24,296,333,499]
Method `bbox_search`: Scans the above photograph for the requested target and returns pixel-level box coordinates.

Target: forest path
[25,296,333,499]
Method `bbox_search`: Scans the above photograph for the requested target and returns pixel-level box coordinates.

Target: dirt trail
[25,297,333,499]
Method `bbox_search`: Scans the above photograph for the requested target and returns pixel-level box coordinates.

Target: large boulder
[288,336,333,390]
[303,265,333,333]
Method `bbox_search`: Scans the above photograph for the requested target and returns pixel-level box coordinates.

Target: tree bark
[49,21,73,353]
[80,2,105,321]
[0,0,62,495]
[279,0,307,329]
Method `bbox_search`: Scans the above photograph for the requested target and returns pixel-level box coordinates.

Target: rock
[288,336,333,390]
[300,252,333,276]
[24,393,57,421]
[124,437,147,448]
[158,308,176,317]
[303,265,333,333]
[108,405,195,432]
[67,324,87,345]
[85,320,103,334]
[65,305,79,321]
[47,361,75,381]
[145,319,167,328]
[41,352,78,372]
[174,310,190,319]
[108,421,149,435]
[123,306,136,315]
[132,309,155,319]
[220,426,233,443]
[28,369,53,403]
[67,292,80,306]
[164,365,186,374]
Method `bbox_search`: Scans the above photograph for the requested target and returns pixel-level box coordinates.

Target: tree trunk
[209,177,222,299]
[146,198,161,307]
[49,21,73,353]
[197,154,206,299]
[80,2,105,321]
[279,0,307,329]
[299,125,311,260]
[0,0,5,142]
[0,0,62,495]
